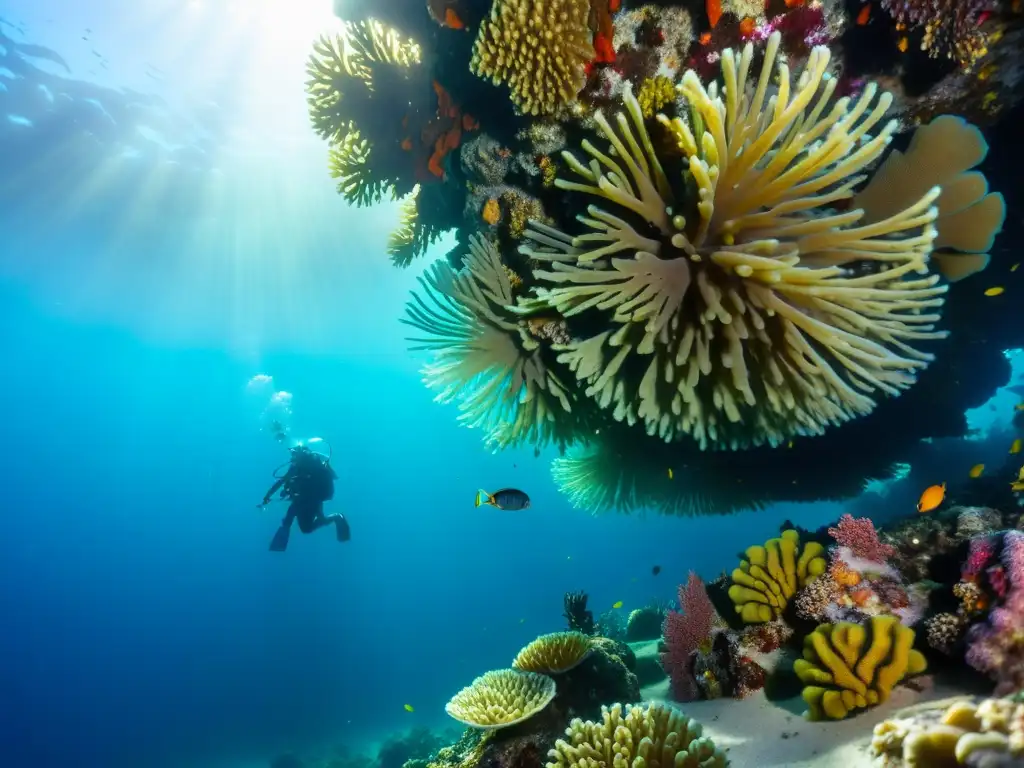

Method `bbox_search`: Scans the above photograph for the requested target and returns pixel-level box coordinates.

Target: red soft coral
[660,571,715,701]
[828,514,895,564]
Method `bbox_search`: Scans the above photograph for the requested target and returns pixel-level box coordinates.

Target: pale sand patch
[642,676,970,767]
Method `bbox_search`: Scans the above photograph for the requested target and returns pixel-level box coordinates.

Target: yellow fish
[917,482,946,513]
[612,601,624,609]
[985,286,1005,297]
[1012,263,1020,272]
[1016,403,1024,411]
[667,468,673,480]
[969,464,985,478]
[1012,439,1022,455]
[404,704,415,712]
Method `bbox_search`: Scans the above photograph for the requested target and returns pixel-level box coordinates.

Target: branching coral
[445,669,557,729]
[546,701,728,767]
[794,616,928,720]
[402,234,577,451]
[469,0,594,115]
[520,32,960,451]
[828,514,896,563]
[328,130,395,206]
[728,529,826,623]
[513,631,593,673]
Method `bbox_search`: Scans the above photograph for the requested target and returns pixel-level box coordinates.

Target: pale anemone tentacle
[403,234,573,451]
[519,31,954,451]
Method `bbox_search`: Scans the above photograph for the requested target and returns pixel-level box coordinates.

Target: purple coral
[963,535,998,581]
[965,531,1024,693]
[879,0,996,66]
[660,571,715,702]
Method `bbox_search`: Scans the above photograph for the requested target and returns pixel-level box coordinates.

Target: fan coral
[546,701,728,767]
[520,32,953,451]
[445,669,557,729]
[794,616,928,720]
[661,571,716,701]
[470,0,594,116]
[513,632,593,673]
[403,234,578,451]
[828,514,895,563]
[728,529,826,623]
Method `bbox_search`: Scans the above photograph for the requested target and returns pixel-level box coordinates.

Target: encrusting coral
[545,701,728,767]
[519,31,1000,452]
[871,695,1024,766]
[794,616,928,721]
[513,632,594,674]
[728,529,826,623]
[469,0,594,116]
[445,669,557,729]
[402,233,578,451]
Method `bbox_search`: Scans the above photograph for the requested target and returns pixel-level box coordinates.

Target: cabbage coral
[402,234,580,450]
[520,32,953,451]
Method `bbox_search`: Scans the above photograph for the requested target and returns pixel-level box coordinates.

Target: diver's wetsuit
[262,448,350,550]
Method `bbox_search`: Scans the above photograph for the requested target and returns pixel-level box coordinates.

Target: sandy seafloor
[641,675,972,767]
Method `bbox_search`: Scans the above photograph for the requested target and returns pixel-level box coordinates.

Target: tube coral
[520,32,952,451]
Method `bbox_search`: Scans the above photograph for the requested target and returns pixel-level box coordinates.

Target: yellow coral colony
[728,529,826,623]
[519,31,956,451]
[546,702,728,768]
[445,669,557,729]
[513,632,593,673]
[402,234,573,449]
[470,0,594,116]
[795,616,928,721]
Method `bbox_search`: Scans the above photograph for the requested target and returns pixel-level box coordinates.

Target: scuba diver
[258,443,351,552]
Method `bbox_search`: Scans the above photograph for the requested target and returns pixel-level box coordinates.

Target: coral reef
[624,604,667,642]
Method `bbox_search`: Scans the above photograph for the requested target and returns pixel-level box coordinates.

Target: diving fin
[269,525,290,552]
[334,515,351,542]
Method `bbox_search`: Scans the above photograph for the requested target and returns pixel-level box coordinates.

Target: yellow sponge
[728,529,827,623]
[794,616,927,720]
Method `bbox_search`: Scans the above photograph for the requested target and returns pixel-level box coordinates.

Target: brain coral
[445,669,557,729]
[520,31,966,451]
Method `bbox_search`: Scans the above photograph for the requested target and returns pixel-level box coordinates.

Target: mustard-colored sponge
[727,529,826,623]
[794,616,927,721]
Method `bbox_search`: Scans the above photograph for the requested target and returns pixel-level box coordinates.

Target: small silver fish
[475,488,531,511]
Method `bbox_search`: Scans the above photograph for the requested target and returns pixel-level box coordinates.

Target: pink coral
[963,535,997,581]
[827,515,895,564]
[965,531,1024,694]
[660,571,715,702]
